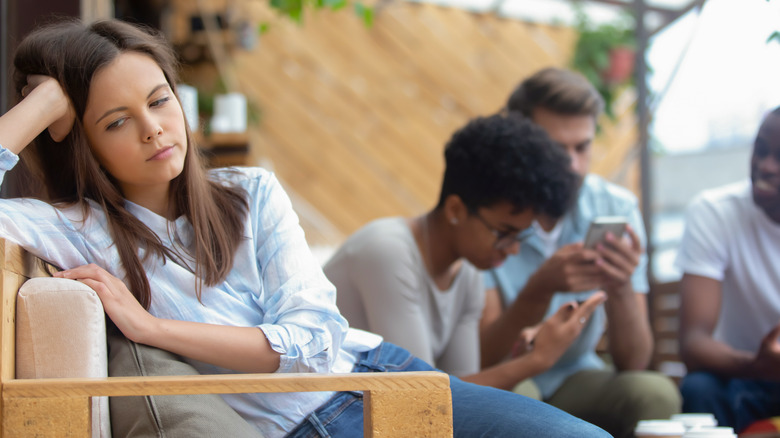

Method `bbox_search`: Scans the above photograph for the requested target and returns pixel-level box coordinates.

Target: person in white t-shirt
[676,107,780,434]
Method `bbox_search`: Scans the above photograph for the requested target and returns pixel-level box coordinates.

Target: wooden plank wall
[180,1,640,246]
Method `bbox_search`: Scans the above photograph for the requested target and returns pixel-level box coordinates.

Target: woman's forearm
[0,79,69,154]
[142,317,282,373]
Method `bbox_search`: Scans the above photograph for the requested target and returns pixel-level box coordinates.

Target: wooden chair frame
[0,238,453,437]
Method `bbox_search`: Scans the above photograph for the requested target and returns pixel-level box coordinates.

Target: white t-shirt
[676,180,780,354]
[533,220,564,258]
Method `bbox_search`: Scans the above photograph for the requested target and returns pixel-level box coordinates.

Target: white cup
[682,426,736,438]
[671,413,718,430]
[212,92,247,133]
[635,420,686,438]
[177,83,199,132]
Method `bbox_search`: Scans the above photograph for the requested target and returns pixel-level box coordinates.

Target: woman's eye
[106,118,126,130]
[150,96,171,107]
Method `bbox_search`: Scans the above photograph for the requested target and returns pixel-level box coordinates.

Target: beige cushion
[16,277,111,438]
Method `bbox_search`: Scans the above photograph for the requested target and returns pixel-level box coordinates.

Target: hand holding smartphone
[583,216,628,249]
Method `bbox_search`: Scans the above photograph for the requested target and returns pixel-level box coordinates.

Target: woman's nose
[144,126,163,142]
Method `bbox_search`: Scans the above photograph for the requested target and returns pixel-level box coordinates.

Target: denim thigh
[285,342,434,438]
[287,342,610,438]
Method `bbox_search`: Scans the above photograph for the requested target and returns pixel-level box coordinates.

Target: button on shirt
[484,174,649,399]
[0,146,381,436]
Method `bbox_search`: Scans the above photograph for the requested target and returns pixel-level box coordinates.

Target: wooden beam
[4,371,451,397]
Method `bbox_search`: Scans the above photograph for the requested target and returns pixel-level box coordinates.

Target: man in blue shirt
[482,68,680,438]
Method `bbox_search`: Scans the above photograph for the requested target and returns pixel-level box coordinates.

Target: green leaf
[768,31,780,44]
[324,0,348,10]
[353,2,374,27]
[257,23,270,34]
[270,0,305,21]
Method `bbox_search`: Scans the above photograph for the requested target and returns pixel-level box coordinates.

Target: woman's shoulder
[208,166,282,202]
[209,166,273,187]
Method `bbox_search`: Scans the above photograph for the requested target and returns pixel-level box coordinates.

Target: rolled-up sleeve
[250,172,348,373]
[0,146,112,272]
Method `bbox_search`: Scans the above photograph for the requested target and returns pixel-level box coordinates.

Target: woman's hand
[0,75,75,154]
[22,75,75,142]
[54,264,156,344]
[525,292,607,370]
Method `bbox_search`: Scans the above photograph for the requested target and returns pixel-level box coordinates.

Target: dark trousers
[681,371,780,433]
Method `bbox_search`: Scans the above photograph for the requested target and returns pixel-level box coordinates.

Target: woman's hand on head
[54,264,157,344]
[23,75,75,142]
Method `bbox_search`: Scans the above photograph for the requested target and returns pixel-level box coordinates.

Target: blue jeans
[681,371,780,433]
[287,342,610,437]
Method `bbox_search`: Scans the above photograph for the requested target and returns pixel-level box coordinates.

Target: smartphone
[583,216,628,249]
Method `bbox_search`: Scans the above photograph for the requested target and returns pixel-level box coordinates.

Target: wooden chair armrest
[5,370,450,397]
[3,371,453,437]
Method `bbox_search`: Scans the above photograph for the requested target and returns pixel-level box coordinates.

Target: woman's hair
[435,113,578,218]
[12,19,248,309]
[505,67,603,120]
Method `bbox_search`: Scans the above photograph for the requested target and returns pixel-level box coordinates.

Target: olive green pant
[515,369,681,438]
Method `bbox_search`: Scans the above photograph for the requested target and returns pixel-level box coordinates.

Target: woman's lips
[148,145,174,161]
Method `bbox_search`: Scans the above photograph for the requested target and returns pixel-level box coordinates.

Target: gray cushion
[107,326,264,438]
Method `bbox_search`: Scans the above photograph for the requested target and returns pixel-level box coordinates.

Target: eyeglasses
[473,212,535,250]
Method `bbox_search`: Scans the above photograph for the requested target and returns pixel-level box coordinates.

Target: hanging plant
[570,8,637,119]
[268,0,374,26]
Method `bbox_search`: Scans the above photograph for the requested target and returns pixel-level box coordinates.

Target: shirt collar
[124,200,193,248]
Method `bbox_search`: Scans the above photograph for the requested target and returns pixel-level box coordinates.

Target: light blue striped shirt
[0,146,381,436]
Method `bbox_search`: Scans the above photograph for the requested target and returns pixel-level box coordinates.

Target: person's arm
[0,76,106,271]
[679,273,780,379]
[597,224,653,370]
[479,244,602,367]
[55,263,281,373]
[436,273,485,376]
[436,312,481,377]
[247,172,348,373]
[0,75,74,154]
[465,292,606,390]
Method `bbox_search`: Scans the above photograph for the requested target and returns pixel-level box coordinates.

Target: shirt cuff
[259,323,332,374]
[0,146,20,171]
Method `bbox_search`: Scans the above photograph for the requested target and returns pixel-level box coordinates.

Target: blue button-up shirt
[485,174,648,398]
[0,146,381,436]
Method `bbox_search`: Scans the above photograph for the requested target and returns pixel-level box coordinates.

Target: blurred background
[3,0,779,377]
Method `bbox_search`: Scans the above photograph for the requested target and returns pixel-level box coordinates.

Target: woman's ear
[443,194,468,226]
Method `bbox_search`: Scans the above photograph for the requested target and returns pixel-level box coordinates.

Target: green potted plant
[570,8,637,119]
